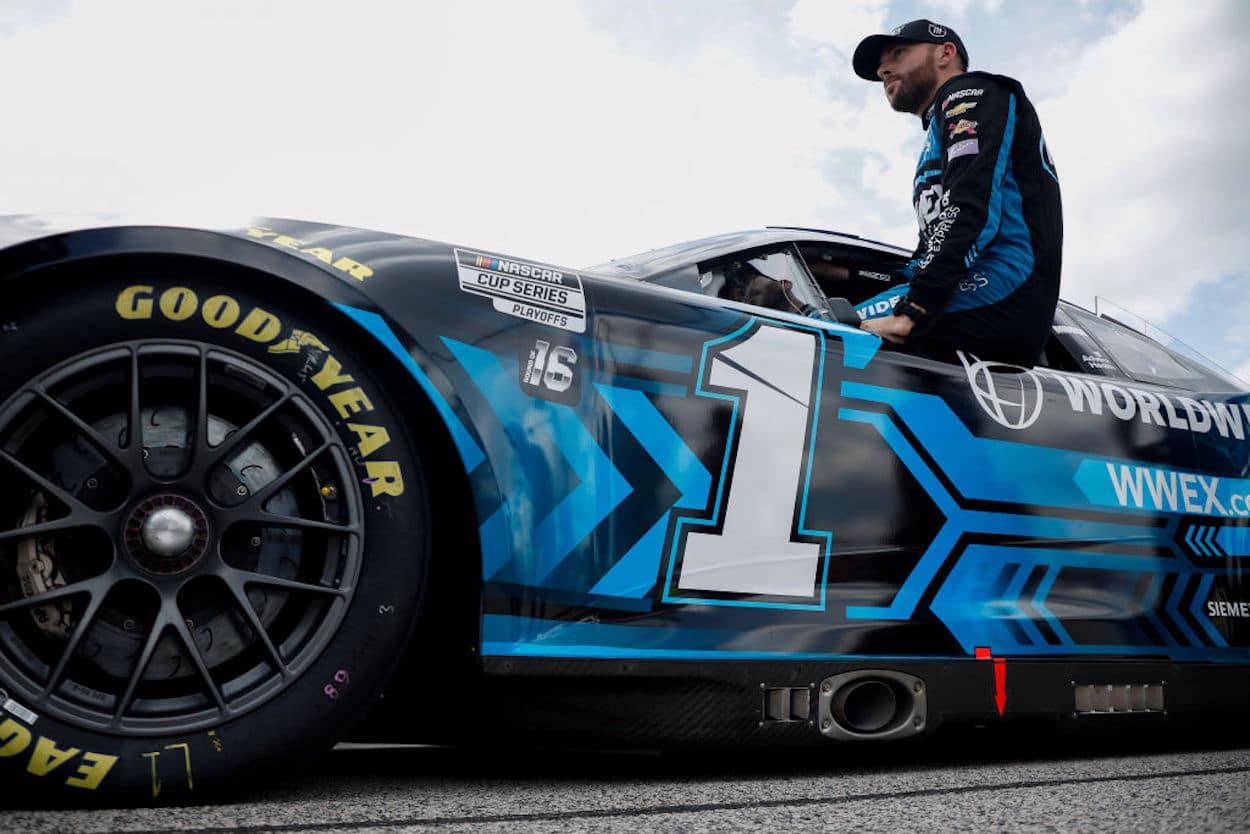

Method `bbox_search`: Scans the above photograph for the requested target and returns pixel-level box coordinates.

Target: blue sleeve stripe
[1040,135,1058,182]
[969,93,1018,261]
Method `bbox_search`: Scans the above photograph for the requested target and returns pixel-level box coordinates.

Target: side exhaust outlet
[818,670,926,741]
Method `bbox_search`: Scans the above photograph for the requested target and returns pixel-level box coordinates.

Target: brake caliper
[15,493,75,639]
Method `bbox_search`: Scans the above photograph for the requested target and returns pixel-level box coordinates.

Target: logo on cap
[891,24,904,35]
[929,23,947,37]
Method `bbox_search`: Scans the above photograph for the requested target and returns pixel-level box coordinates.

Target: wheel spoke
[191,348,210,463]
[200,390,295,475]
[168,606,228,712]
[222,577,289,678]
[0,574,109,617]
[242,440,332,510]
[125,349,144,465]
[0,447,92,517]
[43,590,107,696]
[227,567,351,598]
[234,512,360,534]
[0,516,99,543]
[34,391,131,475]
[111,614,170,726]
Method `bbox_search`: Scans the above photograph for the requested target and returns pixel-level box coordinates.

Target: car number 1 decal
[664,319,833,609]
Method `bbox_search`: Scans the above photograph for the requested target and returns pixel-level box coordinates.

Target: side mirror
[825,297,862,327]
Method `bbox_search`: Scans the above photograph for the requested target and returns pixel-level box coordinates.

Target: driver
[849,19,1063,366]
[720,261,806,313]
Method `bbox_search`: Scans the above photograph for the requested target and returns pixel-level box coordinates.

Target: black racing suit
[856,72,1063,366]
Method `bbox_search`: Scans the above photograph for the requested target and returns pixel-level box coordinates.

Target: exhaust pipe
[818,670,926,741]
[832,679,899,733]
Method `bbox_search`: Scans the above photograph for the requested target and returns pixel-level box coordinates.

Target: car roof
[585,226,912,279]
[585,227,1099,322]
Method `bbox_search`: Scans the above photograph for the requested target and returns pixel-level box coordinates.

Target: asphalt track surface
[7,725,1250,833]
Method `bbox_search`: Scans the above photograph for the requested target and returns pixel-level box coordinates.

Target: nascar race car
[0,217,1246,802]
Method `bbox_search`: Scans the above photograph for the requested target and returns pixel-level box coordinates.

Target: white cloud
[0,0,862,266]
[1037,0,1250,321]
[929,0,1004,18]
[787,0,888,59]
[0,0,69,36]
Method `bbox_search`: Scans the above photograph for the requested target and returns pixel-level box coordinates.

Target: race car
[0,217,1246,803]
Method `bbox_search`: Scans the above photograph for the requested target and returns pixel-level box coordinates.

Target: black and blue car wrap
[1,216,1245,746]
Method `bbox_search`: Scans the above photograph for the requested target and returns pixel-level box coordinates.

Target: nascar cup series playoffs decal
[456,249,587,333]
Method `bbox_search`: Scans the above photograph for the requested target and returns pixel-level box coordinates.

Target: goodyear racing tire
[0,262,428,803]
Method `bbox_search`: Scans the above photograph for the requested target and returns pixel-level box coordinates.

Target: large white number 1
[675,324,823,599]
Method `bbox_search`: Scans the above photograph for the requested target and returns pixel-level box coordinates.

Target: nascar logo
[470,253,566,284]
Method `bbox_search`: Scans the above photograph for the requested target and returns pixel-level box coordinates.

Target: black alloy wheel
[0,269,429,802]
[0,341,361,734]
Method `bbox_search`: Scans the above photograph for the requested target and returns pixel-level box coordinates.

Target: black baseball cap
[852,19,969,81]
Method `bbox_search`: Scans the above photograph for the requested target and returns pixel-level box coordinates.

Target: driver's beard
[890,58,939,115]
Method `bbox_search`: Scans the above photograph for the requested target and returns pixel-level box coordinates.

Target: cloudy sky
[3,0,1248,379]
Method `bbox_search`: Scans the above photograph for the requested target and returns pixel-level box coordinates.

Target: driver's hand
[861,313,915,343]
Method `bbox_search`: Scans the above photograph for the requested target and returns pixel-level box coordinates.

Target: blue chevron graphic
[1187,525,1231,558]
[930,544,1231,658]
[1205,526,1225,556]
[1002,562,1047,647]
[1215,526,1250,557]
[1165,575,1202,647]
[1141,573,1176,648]
[838,408,1169,621]
[589,512,672,598]
[837,382,1245,660]
[443,338,632,586]
[589,385,712,598]
[593,385,711,508]
[1186,525,1210,557]
[1032,564,1072,645]
[1190,573,1228,647]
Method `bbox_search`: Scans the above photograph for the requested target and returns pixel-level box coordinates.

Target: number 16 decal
[664,320,832,609]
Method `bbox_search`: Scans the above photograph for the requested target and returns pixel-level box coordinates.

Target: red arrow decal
[993,658,1007,716]
[974,647,1007,716]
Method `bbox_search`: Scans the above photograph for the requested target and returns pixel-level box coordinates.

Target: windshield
[1091,297,1247,391]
